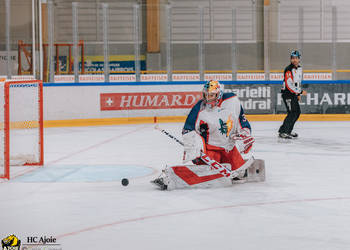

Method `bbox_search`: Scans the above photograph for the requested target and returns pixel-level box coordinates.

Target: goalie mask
[203,80,224,108]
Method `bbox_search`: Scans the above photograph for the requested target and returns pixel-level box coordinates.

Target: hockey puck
[121,178,129,186]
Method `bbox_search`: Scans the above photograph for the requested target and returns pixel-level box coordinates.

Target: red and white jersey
[183,93,251,150]
[282,63,303,95]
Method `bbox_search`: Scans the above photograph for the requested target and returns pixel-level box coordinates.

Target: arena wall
[42,81,350,127]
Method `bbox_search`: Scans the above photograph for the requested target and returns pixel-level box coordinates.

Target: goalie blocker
[151,159,265,190]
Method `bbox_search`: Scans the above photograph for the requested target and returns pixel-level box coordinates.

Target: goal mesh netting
[0,80,44,179]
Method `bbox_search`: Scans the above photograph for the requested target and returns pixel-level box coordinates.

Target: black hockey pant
[279,93,301,134]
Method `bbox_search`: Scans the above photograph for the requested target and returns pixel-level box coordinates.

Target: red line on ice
[56,196,350,239]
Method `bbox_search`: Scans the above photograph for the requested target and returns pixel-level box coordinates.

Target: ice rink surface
[1,121,350,250]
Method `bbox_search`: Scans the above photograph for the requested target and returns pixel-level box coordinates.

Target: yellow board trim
[43,114,350,128]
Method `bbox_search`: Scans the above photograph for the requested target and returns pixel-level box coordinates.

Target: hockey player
[151,80,263,190]
[278,50,307,139]
[182,80,254,171]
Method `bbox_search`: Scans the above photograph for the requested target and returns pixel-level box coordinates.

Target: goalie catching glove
[230,128,255,154]
[182,131,206,163]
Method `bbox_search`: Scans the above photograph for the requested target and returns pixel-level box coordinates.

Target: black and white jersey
[281,63,303,95]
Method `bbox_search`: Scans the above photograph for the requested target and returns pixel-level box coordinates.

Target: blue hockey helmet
[290,50,301,59]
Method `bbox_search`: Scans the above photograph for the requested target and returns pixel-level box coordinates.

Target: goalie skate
[150,171,168,190]
[151,177,168,190]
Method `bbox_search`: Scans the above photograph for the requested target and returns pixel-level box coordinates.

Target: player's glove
[230,129,255,154]
[182,131,205,163]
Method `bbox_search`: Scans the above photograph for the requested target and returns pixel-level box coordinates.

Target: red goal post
[0,79,44,179]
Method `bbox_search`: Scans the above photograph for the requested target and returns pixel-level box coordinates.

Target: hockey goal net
[0,79,44,179]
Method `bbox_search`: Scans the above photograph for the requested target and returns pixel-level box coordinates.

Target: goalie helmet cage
[0,79,44,180]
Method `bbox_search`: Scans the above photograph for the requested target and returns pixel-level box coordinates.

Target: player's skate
[150,170,168,190]
[279,133,293,139]
[289,132,298,138]
[231,169,248,184]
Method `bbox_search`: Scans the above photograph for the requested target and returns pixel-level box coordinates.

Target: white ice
[1,121,350,250]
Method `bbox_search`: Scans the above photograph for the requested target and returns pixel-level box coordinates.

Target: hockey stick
[154,125,253,179]
[155,125,185,146]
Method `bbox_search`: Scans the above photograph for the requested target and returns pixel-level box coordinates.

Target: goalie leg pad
[152,160,265,190]
[223,146,245,171]
[164,164,233,190]
[202,146,245,171]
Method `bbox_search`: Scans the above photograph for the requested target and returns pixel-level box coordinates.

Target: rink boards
[42,80,350,127]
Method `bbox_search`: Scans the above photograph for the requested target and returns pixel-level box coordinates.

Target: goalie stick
[154,125,253,179]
